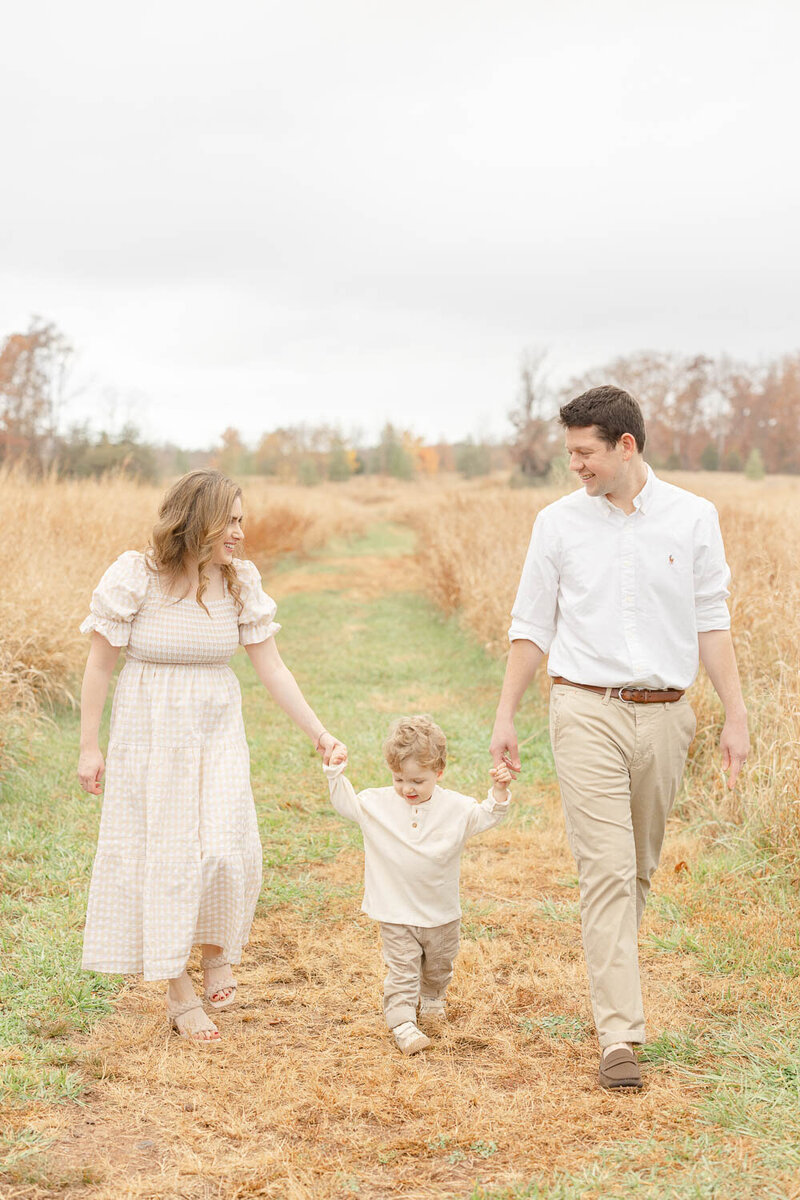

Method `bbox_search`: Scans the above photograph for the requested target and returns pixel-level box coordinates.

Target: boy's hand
[490,762,513,800]
[328,744,348,768]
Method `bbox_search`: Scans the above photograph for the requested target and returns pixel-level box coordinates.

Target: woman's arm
[244,637,344,763]
[77,633,121,794]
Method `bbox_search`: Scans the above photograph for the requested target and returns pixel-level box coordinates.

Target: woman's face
[211,495,244,565]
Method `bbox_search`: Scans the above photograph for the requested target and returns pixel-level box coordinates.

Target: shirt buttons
[412,822,418,828]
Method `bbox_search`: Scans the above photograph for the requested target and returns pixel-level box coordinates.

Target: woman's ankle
[166,970,196,1005]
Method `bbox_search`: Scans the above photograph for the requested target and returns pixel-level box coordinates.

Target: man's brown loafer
[598,1046,643,1090]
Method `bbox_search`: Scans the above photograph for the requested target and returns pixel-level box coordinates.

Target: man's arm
[490,639,545,770]
[698,629,749,789]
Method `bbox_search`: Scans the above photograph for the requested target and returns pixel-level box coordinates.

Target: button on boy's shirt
[324,761,509,927]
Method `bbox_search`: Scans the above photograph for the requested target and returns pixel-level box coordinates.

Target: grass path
[2,523,800,1199]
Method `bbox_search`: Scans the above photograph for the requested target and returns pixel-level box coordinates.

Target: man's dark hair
[559,386,646,453]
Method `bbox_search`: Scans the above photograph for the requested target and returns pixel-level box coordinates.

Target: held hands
[315,731,347,767]
[78,747,105,795]
[327,744,348,768]
[490,719,521,776]
[489,761,513,802]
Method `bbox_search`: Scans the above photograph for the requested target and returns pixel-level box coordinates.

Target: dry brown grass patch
[275,555,423,601]
[6,790,738,1200]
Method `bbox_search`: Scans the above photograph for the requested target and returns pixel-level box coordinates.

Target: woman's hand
[317,732,347,766]
[78,746,105,795]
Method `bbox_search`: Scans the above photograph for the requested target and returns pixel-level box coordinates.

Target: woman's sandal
[202,953,238,1010]
[167,996,221,1044]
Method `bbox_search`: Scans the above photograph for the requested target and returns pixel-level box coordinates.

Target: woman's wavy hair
[147,469,244,615]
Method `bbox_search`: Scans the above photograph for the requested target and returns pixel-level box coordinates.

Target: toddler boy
[324,714,512,1055]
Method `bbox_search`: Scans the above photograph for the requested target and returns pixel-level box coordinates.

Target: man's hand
[490,719,521,775]
[490,640,543,776]
[697,630,749,791]
[720,715,749,790]
[78,747,105,795]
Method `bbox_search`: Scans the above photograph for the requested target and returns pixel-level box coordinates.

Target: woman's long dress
[80,552,279,981]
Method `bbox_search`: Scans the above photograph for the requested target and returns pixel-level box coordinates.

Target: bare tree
[0,318,72,468]
[508,347,558,479]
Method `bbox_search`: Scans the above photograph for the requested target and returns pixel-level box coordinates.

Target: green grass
[534,898,581,923]
[0,714,120,1106]
[518,1014,589,1042]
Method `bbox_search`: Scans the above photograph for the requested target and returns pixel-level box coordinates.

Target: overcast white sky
[1,0,798,448]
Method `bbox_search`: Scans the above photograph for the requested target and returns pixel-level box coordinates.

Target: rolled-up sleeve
[508,510,560,649]
[693,503,731,631]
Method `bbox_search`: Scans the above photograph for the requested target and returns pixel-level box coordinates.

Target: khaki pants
[549,684,696,1048]
[379,919,461,1029]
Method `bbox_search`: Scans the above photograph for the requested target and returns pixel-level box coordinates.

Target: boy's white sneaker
[419,996,446,1021]
[393,1021,431,1055]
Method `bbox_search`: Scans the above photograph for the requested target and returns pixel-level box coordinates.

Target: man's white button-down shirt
[508,466,731,690]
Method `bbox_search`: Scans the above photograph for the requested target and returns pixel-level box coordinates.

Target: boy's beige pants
[379,919,461,1029]
[549,683,696,1048]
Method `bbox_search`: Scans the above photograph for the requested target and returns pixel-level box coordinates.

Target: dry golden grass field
[1,468,800,1199]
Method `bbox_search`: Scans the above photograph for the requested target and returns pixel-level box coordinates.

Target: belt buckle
[620,686,647,704]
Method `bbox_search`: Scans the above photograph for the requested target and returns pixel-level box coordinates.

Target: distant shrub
[700,443,720,471]
[745,448,765,480]
[455,440,491,479]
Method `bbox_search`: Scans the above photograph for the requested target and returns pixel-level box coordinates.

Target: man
[491,386,749,1090]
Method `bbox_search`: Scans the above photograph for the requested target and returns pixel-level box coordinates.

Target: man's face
[564,425,628,498]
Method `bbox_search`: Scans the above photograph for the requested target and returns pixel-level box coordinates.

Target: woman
[77,469,344,1043]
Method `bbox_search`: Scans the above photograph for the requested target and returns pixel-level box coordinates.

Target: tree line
[2,319,798,482]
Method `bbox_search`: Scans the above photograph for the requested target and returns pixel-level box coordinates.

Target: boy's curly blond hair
[383,714,447,773]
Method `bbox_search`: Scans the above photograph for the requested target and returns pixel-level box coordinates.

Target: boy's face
[390,757,442,805]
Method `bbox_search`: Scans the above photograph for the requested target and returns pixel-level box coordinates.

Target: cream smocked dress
[80,551,279,981]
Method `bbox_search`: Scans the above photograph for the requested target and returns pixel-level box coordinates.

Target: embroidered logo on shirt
[668,555,675,565]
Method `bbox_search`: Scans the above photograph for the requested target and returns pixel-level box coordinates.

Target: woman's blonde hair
[147,469,244,614]
[383,714,447,773]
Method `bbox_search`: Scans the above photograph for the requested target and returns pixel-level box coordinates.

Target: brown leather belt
[551,676,685,703]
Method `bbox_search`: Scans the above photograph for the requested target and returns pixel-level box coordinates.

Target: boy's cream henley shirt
[324,761,509,927]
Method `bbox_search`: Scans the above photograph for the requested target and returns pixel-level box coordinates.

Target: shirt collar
[633,464,656,513]
[600,463,656,517]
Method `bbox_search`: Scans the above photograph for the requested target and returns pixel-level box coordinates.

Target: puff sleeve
[235,559,281,645]
[79,551,149,646]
